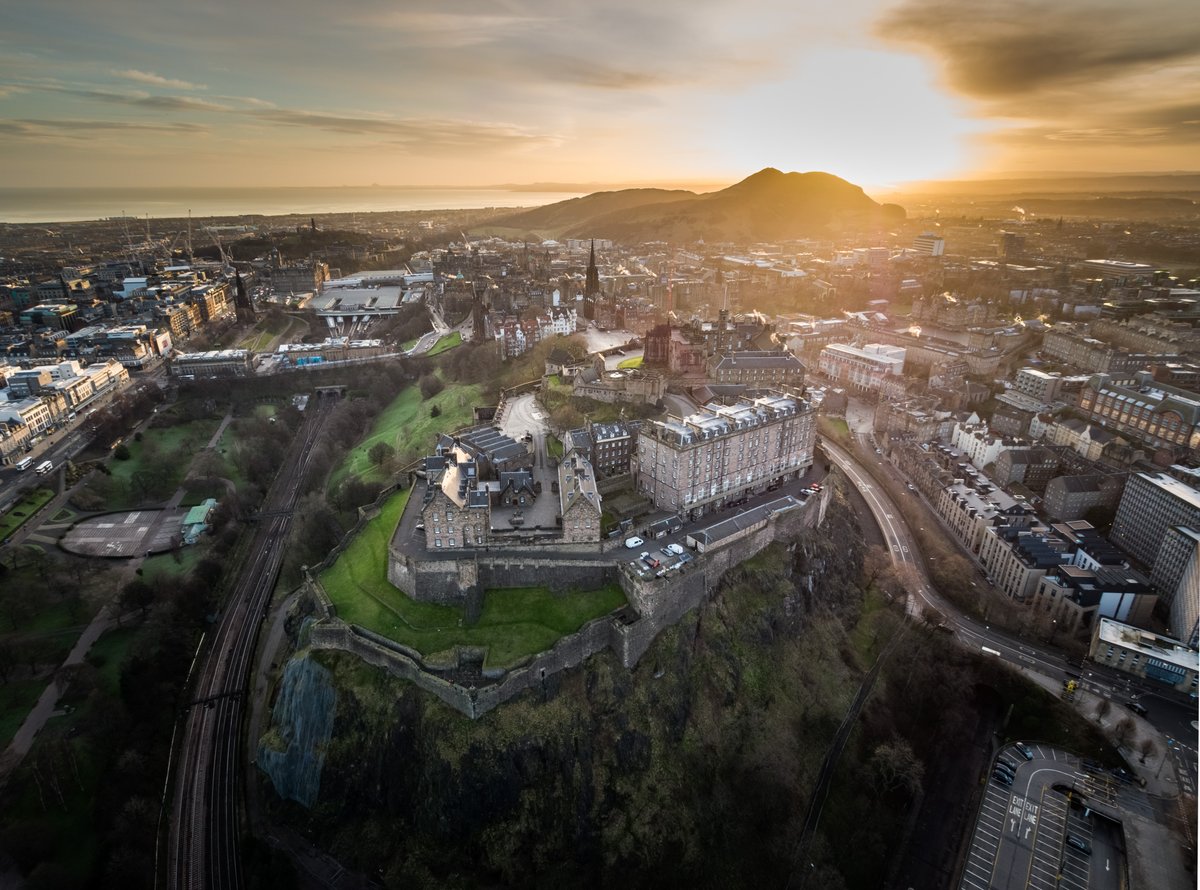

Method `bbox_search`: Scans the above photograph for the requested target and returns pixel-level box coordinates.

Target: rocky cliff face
[257,648,338,809]
[258,494,886,888]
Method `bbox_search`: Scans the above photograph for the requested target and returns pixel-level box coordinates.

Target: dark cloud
[876,0,1200,97]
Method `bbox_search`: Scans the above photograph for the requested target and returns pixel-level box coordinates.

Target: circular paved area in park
[60,508,188,558]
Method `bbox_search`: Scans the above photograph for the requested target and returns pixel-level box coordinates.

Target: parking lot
[623,540,692,580]
[960,743,1125,890]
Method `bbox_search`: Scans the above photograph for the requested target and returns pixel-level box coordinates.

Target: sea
[0,186,587,225]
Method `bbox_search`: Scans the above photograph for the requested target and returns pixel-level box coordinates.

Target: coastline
[0,186,586,225]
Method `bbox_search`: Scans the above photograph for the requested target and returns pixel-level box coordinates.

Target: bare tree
[1094,699,1112,720]
[1138,738,1156,764]
[1113,716,1137,748]
[870,738,925,797]
[861,545,892,589]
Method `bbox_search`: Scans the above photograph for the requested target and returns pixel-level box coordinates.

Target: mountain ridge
[486,168,905,242]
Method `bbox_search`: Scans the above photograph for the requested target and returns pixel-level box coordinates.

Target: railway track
[167,393,334,890]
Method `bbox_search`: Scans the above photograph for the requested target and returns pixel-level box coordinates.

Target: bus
[35,460,53,475]
[14,456,33,471]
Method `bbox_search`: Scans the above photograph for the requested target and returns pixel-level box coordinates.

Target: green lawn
[329,381,482,490]
[320,490,627,668]
[546,435,564,460]
[0,488,55,539]
[142,547,203,582]
[99,418,221,508]
[428,332,462,356]
[617,355,643,369]
[85,625,141,695]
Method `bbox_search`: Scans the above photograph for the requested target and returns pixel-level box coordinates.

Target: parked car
[1126,700,1148,717]
[1014,742,1034,761]
[1065,835,1092,855]
[992,770,1013,786]
[624,536,644,549]
[667,543,685,555]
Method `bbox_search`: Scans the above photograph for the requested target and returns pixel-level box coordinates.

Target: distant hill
[489,188,699,234]
[487,168,904,242]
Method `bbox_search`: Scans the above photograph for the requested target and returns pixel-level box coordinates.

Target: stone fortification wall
[389,550,615,605]
[305,484,832,718]
[307,610,621,719]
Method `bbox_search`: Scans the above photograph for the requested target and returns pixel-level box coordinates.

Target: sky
[1,0,1197,190]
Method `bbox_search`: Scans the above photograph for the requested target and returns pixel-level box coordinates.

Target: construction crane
[204,226,235,274]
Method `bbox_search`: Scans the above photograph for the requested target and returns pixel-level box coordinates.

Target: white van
[14,456,33,471]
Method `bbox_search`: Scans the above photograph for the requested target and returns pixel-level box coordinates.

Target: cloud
[113,68,207,90]
[243,108,560,152]
[876,0,1200,98]
[32,83,231,112]
[0,118,208,140]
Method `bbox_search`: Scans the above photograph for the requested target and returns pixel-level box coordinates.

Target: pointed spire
[585,238,600,297]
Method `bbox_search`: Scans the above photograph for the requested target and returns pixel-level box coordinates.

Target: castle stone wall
[304,484,833,718]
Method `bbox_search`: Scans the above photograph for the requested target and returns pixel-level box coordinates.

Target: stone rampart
[307,484,833,718]
[389,549,615,605]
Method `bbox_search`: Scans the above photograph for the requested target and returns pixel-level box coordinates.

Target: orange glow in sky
[0,0,1195,188]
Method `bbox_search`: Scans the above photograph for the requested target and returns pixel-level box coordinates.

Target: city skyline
[2,0,1198,190]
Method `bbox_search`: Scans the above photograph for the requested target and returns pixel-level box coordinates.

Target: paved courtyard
[60,508,188,558]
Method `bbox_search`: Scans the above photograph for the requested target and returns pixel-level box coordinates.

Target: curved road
[824,437,1198,796]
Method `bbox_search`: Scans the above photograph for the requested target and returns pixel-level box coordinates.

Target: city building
[1034,565,1156,637]
[421,449,490,550]
[977,526,1072,601]
[817,343,905,392]
[1149,526,1200,649]
[637,391,815,519]
[1042,474,1126,522]
[171,350,253,378]
[1078,372,1200,460]
[557,452,602,544]
[912,233,945,256]
[1110,472,1200,571]
[992,446,1061,492]
[1089,617,1198,695]
[706,350,805,387]
[574,420,635,478]
[1013,368,1063,404]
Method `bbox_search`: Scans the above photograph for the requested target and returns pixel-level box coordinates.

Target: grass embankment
[428,332,462,356]
[616,355,643,369]
[0,488,55,539]
[236,312,294,351]
[329,381,481,490]
[319,490,626,668]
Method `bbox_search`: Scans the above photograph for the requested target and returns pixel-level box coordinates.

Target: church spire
[585,239,600,297]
